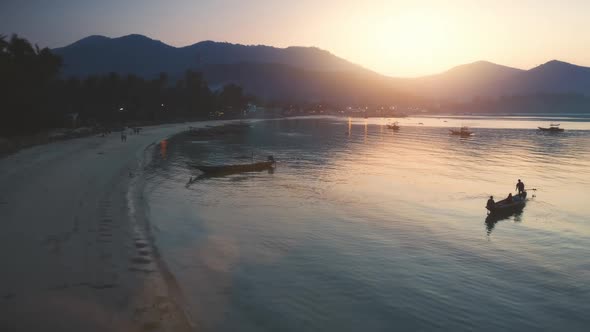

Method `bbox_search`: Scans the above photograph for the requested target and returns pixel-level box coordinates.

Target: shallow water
[145,116,590,331]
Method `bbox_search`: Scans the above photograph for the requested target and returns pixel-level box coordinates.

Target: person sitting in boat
[486,196,495,210]
[516,179,525,195]
[506,193,513,203]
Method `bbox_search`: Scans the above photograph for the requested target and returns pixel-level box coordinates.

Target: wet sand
[0,122,228,331]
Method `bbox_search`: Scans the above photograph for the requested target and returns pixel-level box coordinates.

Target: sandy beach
[0,121,223,331]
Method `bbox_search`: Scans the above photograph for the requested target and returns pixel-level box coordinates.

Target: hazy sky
[1,0,589,77]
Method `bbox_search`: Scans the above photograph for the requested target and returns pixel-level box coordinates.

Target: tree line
[0,34,249,137]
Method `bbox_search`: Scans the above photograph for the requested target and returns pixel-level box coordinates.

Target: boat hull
[487,191,527,216]
[538,127,564,132]
[450,130,473,136]
[190,161,275,175]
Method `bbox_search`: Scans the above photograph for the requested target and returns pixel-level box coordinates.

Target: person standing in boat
[516,179,525,195]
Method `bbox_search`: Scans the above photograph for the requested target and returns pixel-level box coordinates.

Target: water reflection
[485,210,524,235]
[159,139,168,160]
[146,116,590,332]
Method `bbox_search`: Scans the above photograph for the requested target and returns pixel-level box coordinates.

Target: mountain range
[53,34,590,105]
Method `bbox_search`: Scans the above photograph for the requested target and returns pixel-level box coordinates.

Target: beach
[0,122,223,331]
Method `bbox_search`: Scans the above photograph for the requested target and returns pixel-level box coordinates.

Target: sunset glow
[2,0,590,330]
[2,0,590,76]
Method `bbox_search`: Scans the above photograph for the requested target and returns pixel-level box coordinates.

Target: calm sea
[144,116,590,331]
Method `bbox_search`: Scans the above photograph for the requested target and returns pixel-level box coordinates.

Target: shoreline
[2,112,590,158]
[0,120,234,331]
[0,117,245,159]
[124,141,194,331]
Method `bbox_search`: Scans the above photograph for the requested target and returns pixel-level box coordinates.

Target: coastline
[121,138,195,332]
[125,137,195,331]
[0,120,231,331]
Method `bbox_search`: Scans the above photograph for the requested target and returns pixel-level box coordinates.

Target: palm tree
[0,34,63,135]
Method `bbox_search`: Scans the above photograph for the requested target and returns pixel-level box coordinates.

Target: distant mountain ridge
[53,34,590,104]
[53,34,366,78]
[404,60,590,101]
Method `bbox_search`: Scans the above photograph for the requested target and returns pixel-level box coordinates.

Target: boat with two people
[450,126,473,137]
[538,123,564,132]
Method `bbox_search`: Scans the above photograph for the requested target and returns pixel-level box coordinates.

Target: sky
[1,0,589,77]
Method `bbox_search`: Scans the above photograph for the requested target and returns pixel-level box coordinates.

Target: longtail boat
[190,156,276,175]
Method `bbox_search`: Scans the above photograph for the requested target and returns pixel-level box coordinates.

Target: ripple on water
[146,117,590,331]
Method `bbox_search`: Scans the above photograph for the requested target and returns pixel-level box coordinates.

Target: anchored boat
[538,123,564,132]
[387,122,400,130]
[190,156,276,175]
[450,126,473,137]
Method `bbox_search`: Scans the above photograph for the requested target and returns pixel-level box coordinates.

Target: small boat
[538,123,564,132]
[387,122,400,130]
[190,156,276,175]
[450,126,473,136]
[486,191,527,217]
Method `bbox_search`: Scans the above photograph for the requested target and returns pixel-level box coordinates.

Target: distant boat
[486,191,527,217]
[450,126,473,136]
[189,156,276,175]
[387,122,400,130]
[538,123,564,132]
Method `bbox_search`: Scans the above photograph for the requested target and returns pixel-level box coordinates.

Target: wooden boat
[190,156,276,175]
[538,123,564,132]
[486,191,527,216]
[387,122,400,130]
[450,126,473,136]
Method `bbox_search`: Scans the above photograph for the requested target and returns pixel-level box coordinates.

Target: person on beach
[516,179,525,195]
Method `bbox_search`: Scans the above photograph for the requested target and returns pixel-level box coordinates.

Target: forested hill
[52,34,366,78]
[54,34,590,104]
[403,60,590,101]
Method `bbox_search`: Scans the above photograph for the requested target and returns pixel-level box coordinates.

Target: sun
[361,9,455,76]
[380,10,448,54]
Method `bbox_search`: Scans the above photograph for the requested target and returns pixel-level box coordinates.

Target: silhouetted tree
[0,34,62,135]
[218,83,247,116]
[0,35,250,137]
